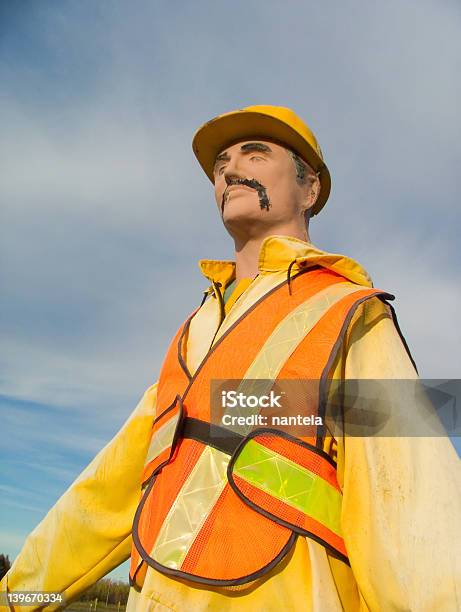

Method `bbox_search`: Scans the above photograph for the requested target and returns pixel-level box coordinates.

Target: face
[213,139,315,238]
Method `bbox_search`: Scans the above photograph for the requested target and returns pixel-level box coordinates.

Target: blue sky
[1,1,460,581]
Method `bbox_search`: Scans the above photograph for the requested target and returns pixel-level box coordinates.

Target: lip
[225,184,254,196]
[221,184,256,214]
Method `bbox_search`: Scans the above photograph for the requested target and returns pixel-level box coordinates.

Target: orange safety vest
[129,266,393,587]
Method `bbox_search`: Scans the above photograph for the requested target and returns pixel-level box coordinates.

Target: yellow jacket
[1,236,460,611]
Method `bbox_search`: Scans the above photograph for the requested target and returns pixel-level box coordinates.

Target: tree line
[77,578,130,606]
[0,555,11,580]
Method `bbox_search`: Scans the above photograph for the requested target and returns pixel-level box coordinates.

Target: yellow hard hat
[192,105,331,216]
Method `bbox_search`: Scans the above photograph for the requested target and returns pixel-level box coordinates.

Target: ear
[301,175,321,216]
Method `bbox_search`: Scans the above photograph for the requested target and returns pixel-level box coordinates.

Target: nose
[223,154,246,185]
[224,172,244,186]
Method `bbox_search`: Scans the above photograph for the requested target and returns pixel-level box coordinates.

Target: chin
[223,211,271,237]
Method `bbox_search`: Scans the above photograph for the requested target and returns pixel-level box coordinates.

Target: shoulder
[346,294,394,346]
[331,294,418,379]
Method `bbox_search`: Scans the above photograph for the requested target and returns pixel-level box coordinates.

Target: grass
[65,601,126,611]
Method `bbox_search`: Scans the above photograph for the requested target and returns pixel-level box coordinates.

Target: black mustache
[226,177,264,191]
[221,178,271,213]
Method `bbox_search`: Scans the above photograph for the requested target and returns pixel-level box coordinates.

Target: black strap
[181,417,243,456]
[384,300,419,375]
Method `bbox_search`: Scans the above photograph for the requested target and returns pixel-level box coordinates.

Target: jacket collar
[199,235,373,288]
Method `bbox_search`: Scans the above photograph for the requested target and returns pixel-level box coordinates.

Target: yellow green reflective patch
[233,440,343,536]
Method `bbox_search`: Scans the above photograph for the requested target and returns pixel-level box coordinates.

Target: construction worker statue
[1,106,460,611]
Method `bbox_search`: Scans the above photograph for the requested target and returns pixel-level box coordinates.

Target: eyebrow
[240,142,273,154]
[213,151,231,172]
[214,143,273,173]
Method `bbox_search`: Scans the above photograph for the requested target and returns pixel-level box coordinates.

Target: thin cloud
[1,500,46,515]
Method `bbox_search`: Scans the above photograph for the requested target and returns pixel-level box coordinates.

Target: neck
[233,223,310,282]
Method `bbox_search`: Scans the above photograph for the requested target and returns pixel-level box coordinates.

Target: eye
[250,155,264,162]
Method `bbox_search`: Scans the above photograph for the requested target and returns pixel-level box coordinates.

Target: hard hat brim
[192,109,331,215]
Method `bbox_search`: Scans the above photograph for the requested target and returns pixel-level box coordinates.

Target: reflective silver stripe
[145,413,179,466]
[224,283,366,433]
[151,445,229,569]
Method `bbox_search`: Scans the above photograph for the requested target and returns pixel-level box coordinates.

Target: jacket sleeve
[335,297,461,611]
[0,382,158,612]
